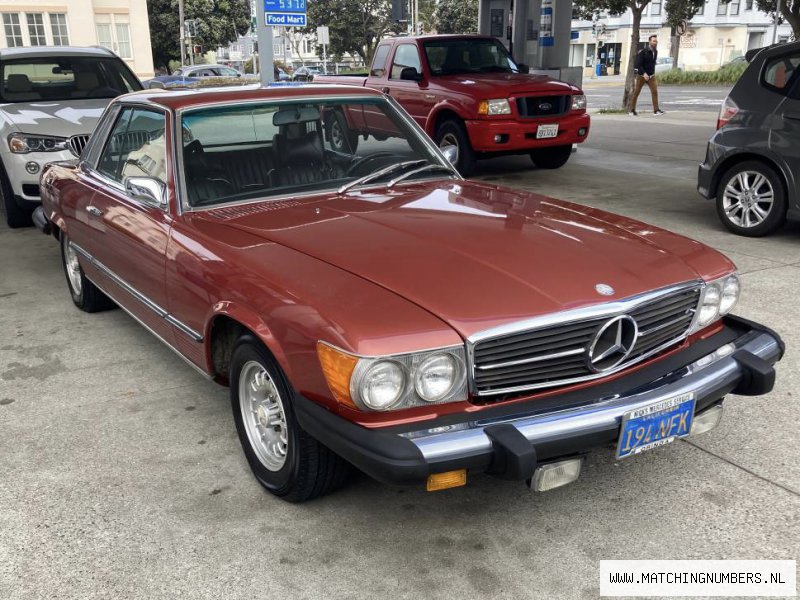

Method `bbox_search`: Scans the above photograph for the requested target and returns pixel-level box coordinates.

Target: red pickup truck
[314,35,590,175]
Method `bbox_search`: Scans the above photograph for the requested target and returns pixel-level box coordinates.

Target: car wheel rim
[439,133,459,163]
[64,240,82,295]
[330,120,344,150]
[239,360,289,472]
[722,170,774,228]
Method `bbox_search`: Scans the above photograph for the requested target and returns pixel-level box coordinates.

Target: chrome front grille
[67,134,90,157]
[471,284,702,396]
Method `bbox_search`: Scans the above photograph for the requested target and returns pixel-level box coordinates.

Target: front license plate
[536,124,559,139]
[616,393,695,459]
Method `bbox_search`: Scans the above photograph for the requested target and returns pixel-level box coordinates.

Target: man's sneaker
[628,110,638,116]
[654,110,666,116]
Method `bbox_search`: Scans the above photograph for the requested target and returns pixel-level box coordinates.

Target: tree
[574,0,649,107]
[755,0,800,40]
[664,0,707,67]
[307,0,395,65]
[147,0,251,70]
[436,0,478,34]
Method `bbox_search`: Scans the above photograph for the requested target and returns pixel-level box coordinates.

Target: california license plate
[536,124,559,139]
[616,393,695,459]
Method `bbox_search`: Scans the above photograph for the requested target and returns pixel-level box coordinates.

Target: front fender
[425,101,470,137]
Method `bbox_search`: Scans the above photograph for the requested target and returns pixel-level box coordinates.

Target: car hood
[0,98,109,136]
[436,72,579,95]
[197,181,732,339]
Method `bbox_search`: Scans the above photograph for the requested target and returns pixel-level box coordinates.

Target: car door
[363,43,402,137]
[385,43,435,129]
[765,50,800,202]
[79,105,175,341]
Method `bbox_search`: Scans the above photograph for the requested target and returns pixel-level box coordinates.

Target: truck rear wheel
[327,110,359,153]
[530,145,572,169]
[435,119,476,177]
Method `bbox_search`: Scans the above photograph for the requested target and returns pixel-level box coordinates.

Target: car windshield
[424,38,520,75]
[180,97,455,207]
[0,56,142,103]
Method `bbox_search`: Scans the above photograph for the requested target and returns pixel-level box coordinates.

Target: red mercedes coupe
[35,86,782,502]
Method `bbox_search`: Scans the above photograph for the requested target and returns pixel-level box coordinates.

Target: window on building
[569,44,585,68]
[49,13,69,45]
[95,14,132,59]
[745,0,753,9]
[650,1,662,16]
[273,43,282,56]
[27,13,46,46]
[585,43,595,67]
[2,13,23,47]
[729,1,740,15]
[695,4,704,15]
[717,2,728,15]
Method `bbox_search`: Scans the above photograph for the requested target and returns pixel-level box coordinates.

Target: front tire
[230,335,351,502]
[60,233,114,312]
[435,119,476,177]
[0,163,32,228]
[716,160,786,237]
[530,144,572,169]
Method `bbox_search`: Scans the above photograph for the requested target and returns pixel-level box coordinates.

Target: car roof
[117,84,385,111]
[0,45,117,60]
[746,40,800,63]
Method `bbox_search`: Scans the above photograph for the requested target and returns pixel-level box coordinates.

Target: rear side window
[370,44,391,77]
[762,53,800,91]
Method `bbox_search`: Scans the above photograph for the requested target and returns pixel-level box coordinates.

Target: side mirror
[441,145,458,165]
[400,67,423,82]
[125,177,166,207]
[517,63,530,74]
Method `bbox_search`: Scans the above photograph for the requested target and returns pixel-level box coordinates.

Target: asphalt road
[1,113,798,599]
[583,79,731,113]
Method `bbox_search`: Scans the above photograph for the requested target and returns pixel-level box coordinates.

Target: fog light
[689,404,723,437]
[25,161,39,174]
[530,458,582,492]
[578,127,587,136]
[493,134,508,143]
[426,469,467,492]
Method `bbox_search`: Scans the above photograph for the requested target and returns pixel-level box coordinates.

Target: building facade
[570,0,794,76]
[0,0,154,78]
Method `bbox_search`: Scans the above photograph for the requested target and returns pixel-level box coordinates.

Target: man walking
[628,35,665,116]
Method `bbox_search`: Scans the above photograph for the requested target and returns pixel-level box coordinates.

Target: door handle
[86,205,104,217]
[783,112,800,121]
[381,87,390,95]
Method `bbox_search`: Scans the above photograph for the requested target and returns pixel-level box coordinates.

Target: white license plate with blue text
[616,393,695,459]
[536,124,559,139]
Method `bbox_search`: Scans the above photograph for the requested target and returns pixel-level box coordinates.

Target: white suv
[0,46,142,227]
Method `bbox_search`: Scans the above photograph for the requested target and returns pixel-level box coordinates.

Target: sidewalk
[588,109,717,126]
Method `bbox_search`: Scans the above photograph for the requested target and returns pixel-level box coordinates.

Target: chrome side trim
[88,277,211,380]
[467,281,703,397]
[406,331,780,462]
[70,242,204,343]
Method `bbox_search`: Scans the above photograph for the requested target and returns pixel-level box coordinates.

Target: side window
[390,45,422,79]
[370,44,391,78]
[97,107,167,187]
[763,54,800,92]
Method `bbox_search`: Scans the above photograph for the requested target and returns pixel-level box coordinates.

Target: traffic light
[417,22,423,35]
[193,45,202,55]
[391,0,408,22]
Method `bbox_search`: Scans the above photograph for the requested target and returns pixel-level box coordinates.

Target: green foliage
[306,0,395,65]
[755,0,800,39]
[664,0,706,27]
[436,0,478,33]
[146,0,251,70]
[657,61,747,84]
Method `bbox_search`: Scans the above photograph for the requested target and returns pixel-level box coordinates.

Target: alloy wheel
[239,360,289,471]
[722,170,775,228]
[64,240,83,296]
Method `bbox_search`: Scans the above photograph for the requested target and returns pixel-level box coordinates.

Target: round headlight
[697,284,721,327]
[359,361,405,410]
[719,275,740,315]
[414,354,458,402]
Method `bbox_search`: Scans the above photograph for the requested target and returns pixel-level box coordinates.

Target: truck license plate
[616,393,695,459]
[536,124,559,139]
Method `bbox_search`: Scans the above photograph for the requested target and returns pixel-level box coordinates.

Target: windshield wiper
[386,164,458,188]
[338,159,427,195]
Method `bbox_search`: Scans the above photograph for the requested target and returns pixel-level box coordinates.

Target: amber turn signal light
[477,100,489,115]
[317,342,359,409]
[426,469,467,492]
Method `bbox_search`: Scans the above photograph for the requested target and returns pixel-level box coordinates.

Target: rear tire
[60,233,115,312]
[715,160,786,237]
[230,335,351,503]
[435,119,476,177]
[529,145,572,169]
[0,163,32,228]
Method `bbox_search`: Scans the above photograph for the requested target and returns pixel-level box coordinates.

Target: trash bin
[595,63,603,77]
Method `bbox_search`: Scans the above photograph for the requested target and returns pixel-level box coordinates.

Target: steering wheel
[345,152,397,177]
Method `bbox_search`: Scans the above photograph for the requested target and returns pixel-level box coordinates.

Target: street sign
[265,12,306,26]
[676,19,688,37]
[317,26,329,45]
[264,0,305,12]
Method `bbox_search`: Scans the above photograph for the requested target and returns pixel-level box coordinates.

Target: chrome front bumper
[404,329,781,466]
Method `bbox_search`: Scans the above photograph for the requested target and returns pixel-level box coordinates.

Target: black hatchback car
[698,41,800,236]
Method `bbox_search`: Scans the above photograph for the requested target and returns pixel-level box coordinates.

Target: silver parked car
[0,46,142,227]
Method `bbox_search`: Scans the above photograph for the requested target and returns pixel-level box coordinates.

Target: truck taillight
[717,97,739,130]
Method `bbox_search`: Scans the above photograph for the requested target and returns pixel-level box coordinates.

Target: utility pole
[257,16,275,85]
[179,0,186,66]
[772,0,783,45]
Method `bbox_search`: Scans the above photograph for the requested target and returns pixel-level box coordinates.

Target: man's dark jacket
[635,46,658,77]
